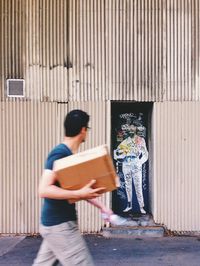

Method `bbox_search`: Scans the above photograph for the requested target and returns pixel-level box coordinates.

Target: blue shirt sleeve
[45,151,63,170]
[44,145,72,170]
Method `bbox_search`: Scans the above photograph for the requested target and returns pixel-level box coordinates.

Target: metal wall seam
[153,102,200,231]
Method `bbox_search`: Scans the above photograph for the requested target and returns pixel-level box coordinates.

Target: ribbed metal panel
[0,101,57,234]
[66,101,110,233]
[68,1,106,101]
[153,102,200,231]
[1,0,200,101]
[0,0,69,101]
[106,0,200,101]
[0,0,26,97]
[1,101,200,234]
[0,101,110,234]
[25,0,69,101]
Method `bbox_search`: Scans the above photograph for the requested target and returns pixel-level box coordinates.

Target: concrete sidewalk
[0,235,200,265]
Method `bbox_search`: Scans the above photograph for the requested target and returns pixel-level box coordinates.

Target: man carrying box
[33,109,113,266]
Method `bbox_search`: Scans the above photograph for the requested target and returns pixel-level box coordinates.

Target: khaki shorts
[33,221,94,266]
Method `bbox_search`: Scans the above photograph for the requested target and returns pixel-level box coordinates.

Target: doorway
[111,101,153,217]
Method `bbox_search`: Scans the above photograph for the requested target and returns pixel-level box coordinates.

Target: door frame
[110,101,153,215]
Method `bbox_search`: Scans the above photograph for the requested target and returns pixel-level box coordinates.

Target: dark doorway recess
[111,101,153,216]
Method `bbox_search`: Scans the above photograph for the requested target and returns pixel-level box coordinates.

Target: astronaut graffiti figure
[114,123,148,214]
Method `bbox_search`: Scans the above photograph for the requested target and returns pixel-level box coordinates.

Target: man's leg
[33,239,57,266]
[39,221,94,266]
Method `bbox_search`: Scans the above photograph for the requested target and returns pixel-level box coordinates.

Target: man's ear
[80,127,87,134]
[79,127,87,143]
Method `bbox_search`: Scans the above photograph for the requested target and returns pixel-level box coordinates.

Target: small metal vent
[7,79,25,97]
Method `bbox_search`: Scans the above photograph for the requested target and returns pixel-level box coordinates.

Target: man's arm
[87,198,113,219]
[39,169,105,201]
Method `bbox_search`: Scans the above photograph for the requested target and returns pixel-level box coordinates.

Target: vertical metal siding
[26,0,107,102]
[1,0,200,234]
[67,0,106,101]
[0,0,26,98]
[105,0,200,101]
[0,100,110,234]
[153,102,200,231]
[0,101,57,234]
[1,0,200,101]
[25,0,69,101]
[1,100,200,233]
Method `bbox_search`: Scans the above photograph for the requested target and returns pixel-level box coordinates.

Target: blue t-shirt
[41,143,77,226]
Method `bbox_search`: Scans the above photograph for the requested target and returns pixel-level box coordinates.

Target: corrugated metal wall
[0,0,26,86]
[1,0,200,101]
[0,101,110,234]
[1,0,200,233]
[153,102,200,231]
[0,101,58,234]
[2,101,200,233]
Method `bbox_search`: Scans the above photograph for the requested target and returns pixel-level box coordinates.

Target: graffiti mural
[113,112,149,214]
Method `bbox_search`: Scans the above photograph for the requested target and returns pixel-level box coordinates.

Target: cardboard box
[53,145,119,201]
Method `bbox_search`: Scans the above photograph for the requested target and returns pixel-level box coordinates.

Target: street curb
[102,226,165,238]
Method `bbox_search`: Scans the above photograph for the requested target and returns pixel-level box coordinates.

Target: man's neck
[63,137,81,154]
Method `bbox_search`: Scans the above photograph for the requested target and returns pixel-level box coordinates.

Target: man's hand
[101,206,113,221]
[39,170,105,202]
[87,197,113,221]
[78,180,105,200]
